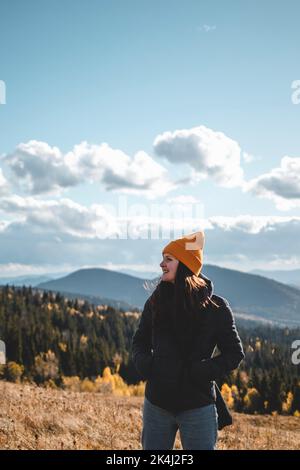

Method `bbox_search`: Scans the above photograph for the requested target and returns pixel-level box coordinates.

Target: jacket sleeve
[189,297,245,383]
[130,298,153,381]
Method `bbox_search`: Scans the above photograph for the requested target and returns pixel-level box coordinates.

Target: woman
[131,230,245,450]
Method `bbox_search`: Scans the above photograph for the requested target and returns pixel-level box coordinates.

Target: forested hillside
[0,285,300,416]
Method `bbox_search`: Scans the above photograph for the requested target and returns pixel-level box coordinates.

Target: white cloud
[2,140,175,199]
[165,195,205,218]
[0,262,160,279]
[244,156,300,210]
[207,214,300,234]
[0,195,120,239]
[153,125,245,188]
[0,262,76,278]
[242,152,261,164]
[0,168,10,196]
[198,24,216,32]
[1,194,300,271]
[2,132,298,213]
[3,141,80,194]
[0,220,10,232]
[166,195,201,204]
[2,194,299,242]
[199,215,300,271]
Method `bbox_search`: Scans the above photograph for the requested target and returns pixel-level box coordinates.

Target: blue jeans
[142,397,218,450]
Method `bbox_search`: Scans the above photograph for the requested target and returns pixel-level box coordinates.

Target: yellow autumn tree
[243,387,261,413]
[62,376,81,392]
[282,391,293,414]
[80,377,96,392]
[221,383,234,409]
[6,361,24,383]
[62,365,146,397]
[34,350,59,382]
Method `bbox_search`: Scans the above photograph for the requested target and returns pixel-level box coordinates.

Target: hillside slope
[0,381,299,450]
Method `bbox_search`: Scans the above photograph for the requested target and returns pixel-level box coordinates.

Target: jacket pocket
[151,355,181,382]
[136,352,153,380]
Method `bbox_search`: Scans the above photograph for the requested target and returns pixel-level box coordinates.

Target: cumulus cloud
[2,140,175,198]
[207,214,300,234]
[153,125,244,188]
[244,156,300,210]
[203,215,300,270]
[1,193,300,272]
[0,195,119,239]
[242,152,261,164]
[2,131,298,212]
[0,193,207,243]
[67,142,176,198]
[0,168,11,196]
[2,141,80,194]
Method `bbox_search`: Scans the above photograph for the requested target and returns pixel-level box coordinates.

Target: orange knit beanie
[162,231,205,276]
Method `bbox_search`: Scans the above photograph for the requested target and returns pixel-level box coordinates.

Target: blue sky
[0,0,300,278]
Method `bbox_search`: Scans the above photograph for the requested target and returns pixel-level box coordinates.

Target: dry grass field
[0,381,299,450]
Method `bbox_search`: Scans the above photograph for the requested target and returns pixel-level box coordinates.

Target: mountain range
[250,268,300,288]
[31,265,300,327]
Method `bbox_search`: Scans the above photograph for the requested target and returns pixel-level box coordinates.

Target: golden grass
[0,381,299,450]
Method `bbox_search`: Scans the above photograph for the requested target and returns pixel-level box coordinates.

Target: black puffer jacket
[131,275,245,414]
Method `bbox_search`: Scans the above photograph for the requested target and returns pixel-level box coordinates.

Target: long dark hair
[147,261,220,355]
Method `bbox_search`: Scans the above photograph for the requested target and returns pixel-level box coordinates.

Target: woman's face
[160,253,179,283]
